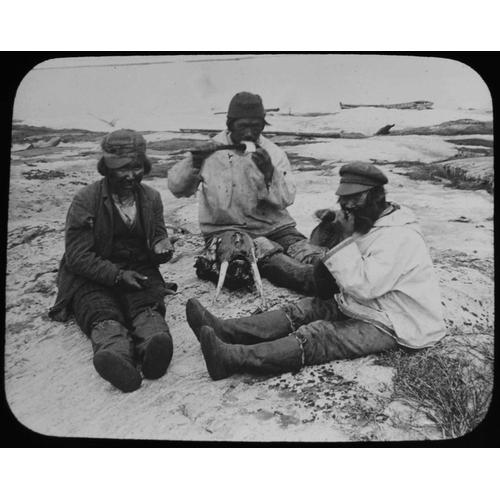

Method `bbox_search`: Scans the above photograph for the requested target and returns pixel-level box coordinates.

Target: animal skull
[207,230,266,308]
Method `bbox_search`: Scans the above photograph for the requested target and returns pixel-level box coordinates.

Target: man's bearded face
[339,190,378,234]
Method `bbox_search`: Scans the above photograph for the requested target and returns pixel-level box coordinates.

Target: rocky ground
[6,110,494,442]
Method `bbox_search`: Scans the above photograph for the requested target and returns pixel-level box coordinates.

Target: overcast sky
[14,54,492,131]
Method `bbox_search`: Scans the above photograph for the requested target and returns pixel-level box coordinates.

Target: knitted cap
[227,92,266,120]
[101,129,148,169]
[336,162,388,196]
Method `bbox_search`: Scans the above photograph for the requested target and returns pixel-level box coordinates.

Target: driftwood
[340,100,433,110]
[27,137,62,149]
[213,108,280,115]
[267,131,341,139]
[180,128,222,136]
[179,128,342,139]
[12,145,75,158]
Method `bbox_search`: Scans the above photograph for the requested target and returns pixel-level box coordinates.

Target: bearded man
[49,129,175,392]
[167,91,316,296]
[185,163,447,381]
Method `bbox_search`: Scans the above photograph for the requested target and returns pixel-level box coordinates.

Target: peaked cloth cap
[101,129,149,169]
[336,162,388,196]
[227,92,267,121]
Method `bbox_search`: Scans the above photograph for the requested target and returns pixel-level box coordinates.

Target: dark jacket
[49,178,169,322]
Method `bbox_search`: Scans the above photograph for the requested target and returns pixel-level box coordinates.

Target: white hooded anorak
[167,131,297,238]
[323,204,446,349]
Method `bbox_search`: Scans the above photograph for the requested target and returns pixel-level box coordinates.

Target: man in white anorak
[185,163,447,381]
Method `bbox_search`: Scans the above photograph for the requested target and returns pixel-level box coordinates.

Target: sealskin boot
[186,298,293,344]
[199,325,303,381]
[259,253,316,296]
[91,320,142,393]
[93,350,142,393]
[132,308,173,379]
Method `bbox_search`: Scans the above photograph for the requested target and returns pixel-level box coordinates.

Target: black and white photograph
[5,53,494,443]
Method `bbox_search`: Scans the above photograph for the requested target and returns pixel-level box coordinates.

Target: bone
[250,246,267,309]
[213,261,229,306]
[241,141,257,154]
[250,262,267,309]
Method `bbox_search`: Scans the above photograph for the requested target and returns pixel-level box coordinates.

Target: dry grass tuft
[377,331,494,439]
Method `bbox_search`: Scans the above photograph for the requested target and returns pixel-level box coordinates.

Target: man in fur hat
[50,129,175,392]
[168,91,317,296]
[186,163,447,381]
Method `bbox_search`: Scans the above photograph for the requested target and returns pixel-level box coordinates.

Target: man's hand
[154,237,174,263]
[191,142,219,169]
[336,209,355,241]
[121,270,149,290]
[315,208,337,224]
[251,145,274,186]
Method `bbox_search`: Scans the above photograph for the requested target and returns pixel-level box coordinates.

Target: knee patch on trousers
[129,300,166,322]
[86,310,125,336]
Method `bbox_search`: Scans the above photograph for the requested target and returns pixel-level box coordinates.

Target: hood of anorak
[374,204,418,228]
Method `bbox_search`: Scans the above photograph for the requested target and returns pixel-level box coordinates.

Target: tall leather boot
[132,308,173,379]
[199,326,303,381]
[186,298,293,344]
[259,253,316,296]
[91,320,142,393]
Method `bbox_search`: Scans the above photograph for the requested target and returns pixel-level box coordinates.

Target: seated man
[185,163,447,381]
[49,129,175,392]
[167,91,316,296]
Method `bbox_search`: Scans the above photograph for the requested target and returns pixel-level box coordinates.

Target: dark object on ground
[393,119,493,136]
[375,124,395,136]
[400,157,493,194]
[445,138,493,148]
[340,101,433,110]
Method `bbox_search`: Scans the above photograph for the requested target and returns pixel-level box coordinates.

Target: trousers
[266,225,307,252]
[72,261,167,336]
[281,297,399,364]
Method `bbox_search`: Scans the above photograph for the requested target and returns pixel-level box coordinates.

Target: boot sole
[142,334,173,379]
[199,326,229,381]
[93,350,142,393]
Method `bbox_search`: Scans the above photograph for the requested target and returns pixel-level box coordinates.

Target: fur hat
[336,162,388,196]
[227,92,267,121]
[101,129,149,169]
